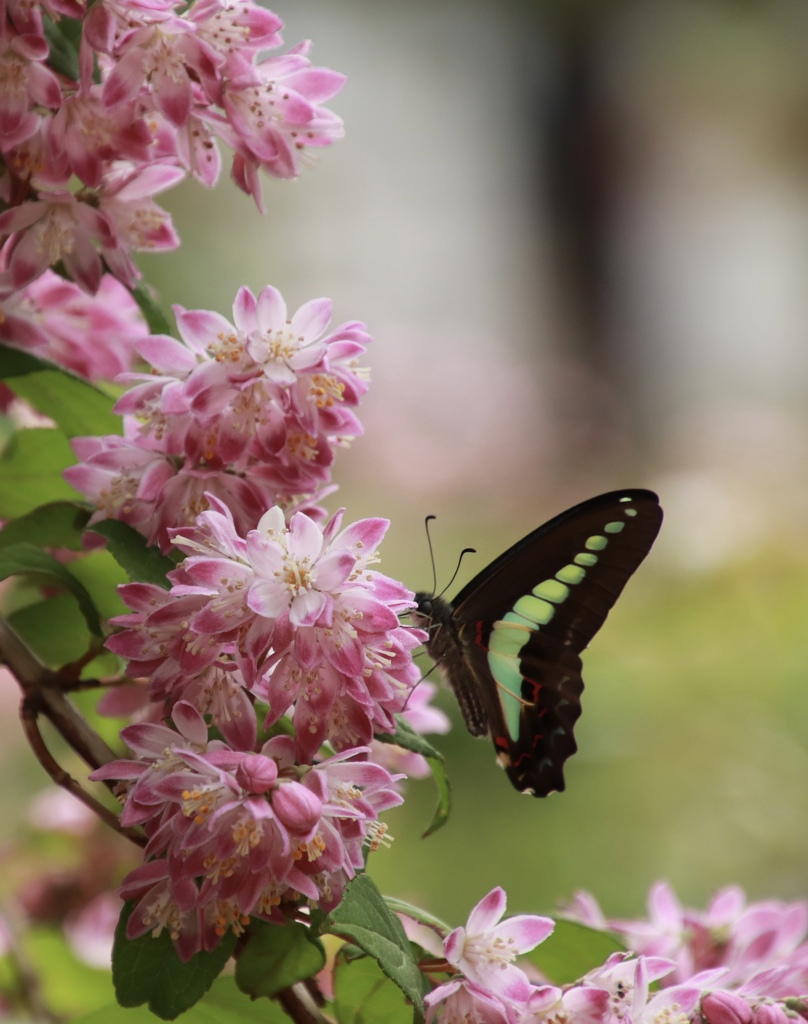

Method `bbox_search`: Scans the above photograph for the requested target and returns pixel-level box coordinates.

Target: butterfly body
[413,489,663,796]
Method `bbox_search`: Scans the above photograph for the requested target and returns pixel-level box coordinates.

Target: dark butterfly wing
[448,489,662,795]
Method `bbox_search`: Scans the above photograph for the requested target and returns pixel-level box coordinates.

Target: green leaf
[0,344,120,437]
[0,501,91,552]
[333,954,413,1024]
[89,519,175,589]
[43,13,81,80]
[130,282,173,336]
[0,429,81,517]
[112,903,236,1020]
[9,594,94,668]
[235,919,325,999]
[74,978,290,1024]
[525,919,626,985]
[0,542,102,636]
[376,715,443,761]
[382,898,450,937]
[375,717,451,837]
[67,546,130,619]
[422,755,451,837]
[324,875,426,1016]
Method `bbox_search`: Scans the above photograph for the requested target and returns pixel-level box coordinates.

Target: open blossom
[0,37,62,150]
[444,887,555,1004]
[0,272,146,379]
[0,191,114,294]
[425,888,612,1024]
[101,15,223,127]
[568,883,808,997]
[48,85,153,189]
[104,497,424,761]
[97,162,185,286]
[425,978,516,1024]
[548,885,808,1024]
[1,1,346,299]
[90,704,403,960]
[224,41,345,208]
[65,284,370,550]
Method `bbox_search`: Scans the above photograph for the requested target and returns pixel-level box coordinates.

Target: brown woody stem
[0,615,145,846]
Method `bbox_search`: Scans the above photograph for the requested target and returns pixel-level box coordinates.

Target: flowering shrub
[0,1,806,1023]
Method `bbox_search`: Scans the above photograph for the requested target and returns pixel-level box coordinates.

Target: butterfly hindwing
[416,489,662,796]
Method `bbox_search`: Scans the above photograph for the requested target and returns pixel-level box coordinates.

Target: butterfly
[412,489,663,796]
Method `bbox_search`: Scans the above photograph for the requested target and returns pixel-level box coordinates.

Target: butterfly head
[411,591,434,629]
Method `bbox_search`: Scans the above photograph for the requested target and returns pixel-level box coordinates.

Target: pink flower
[0,271,146,379]
[223,42,345,208]
[528,983,611,1024]
[188,0,283,65]
[64,435,177,537]
[90,710,404,959]
[98,162,185,286]
[102,16,222,126]
[0,190,114,293]
[0,37,62,150]
[242,287,331,384]
[755,1004,792,1024]
[425,978,516,1024]
[573,883,808,996]
[703,992,755,1024]
[443,887,554,1004]
[65,283,370,548]
[104,496,423,763]
[245,504,357,626]
[582,952,679,1022]
[48,85,152,188]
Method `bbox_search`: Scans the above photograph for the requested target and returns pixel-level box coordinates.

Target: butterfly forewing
[451,490,662,647]
[419,489,662,796]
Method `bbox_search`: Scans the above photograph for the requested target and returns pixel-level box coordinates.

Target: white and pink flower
[90,704,403,960]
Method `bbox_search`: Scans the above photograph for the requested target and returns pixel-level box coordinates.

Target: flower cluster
[0,0,345,300]
[569,882,808,1000]
[64,285,370,549]
[0,0,344,391]
[66,300,432,960]
[84,496,430,960]
[90,703,403,961]
[423,884,808,1024]
[104,496,423,759]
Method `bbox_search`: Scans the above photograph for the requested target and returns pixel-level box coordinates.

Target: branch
[0,615,118,771]
[19,699,146,847]
[0,615,146,844]
[275,981,332,1024]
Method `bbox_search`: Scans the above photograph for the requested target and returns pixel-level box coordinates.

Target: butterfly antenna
[437,546,476,600]
[425,515,477,598]
[424,514,438,596]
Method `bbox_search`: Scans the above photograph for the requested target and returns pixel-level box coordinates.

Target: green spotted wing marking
[486,498,650,743]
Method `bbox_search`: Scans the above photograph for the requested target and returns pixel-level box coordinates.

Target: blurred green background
[10,0,808,932]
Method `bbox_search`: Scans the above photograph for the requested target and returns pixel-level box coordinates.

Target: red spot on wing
[523,676,543,702]
[473,621,489,650]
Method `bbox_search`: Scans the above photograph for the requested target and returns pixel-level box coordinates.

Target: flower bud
[235,754,278,793]
[755,1004,790,1024]
[702,992,754,1024]
[272,780,322,836]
